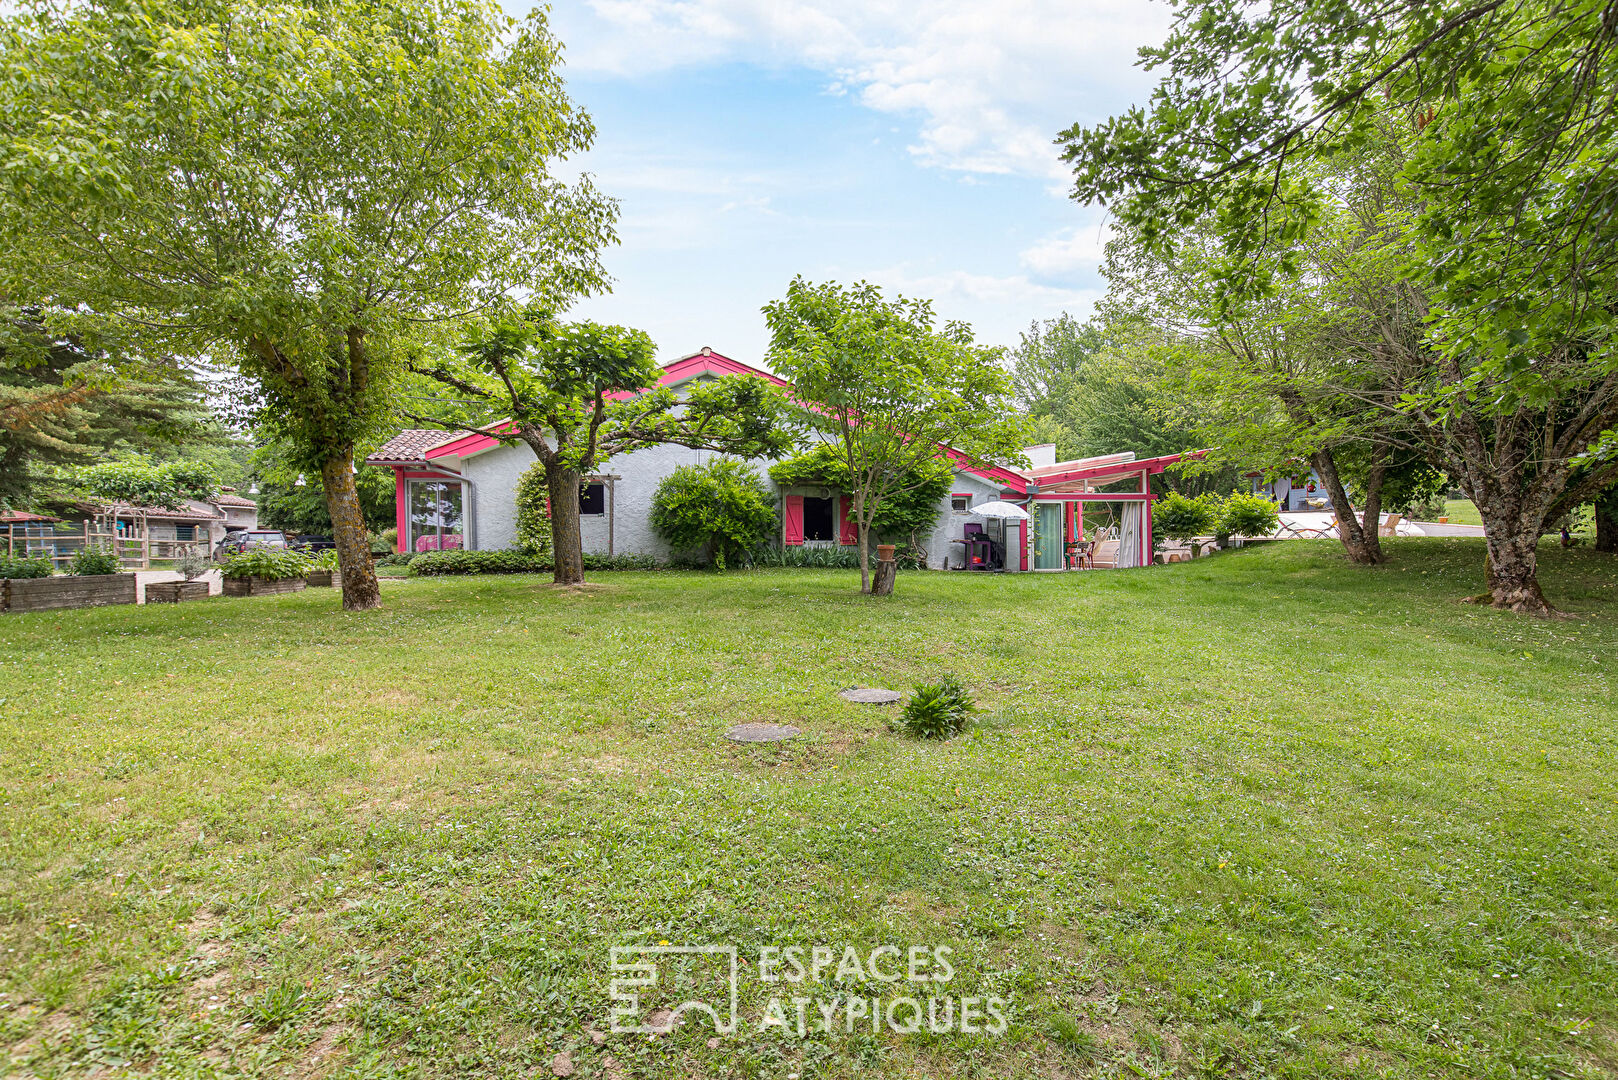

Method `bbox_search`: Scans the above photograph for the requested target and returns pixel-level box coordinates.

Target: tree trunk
[545,461,585,585]
[1596,487,1618,554]
[320,452,381,612]
[856,519,871,594]
[1312,448,1383,564]
[1483,531,1554,615]
[870,558,896,596]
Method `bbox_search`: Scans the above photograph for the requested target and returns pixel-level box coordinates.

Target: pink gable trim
[1029,450,1206,490]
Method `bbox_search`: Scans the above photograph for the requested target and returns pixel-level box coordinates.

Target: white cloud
[852,264,1102,346]
[552,0,1172,181]
[1019,216,1115,278]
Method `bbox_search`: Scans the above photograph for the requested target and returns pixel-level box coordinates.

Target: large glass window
[579,482,605,516]
[410,480,464,552]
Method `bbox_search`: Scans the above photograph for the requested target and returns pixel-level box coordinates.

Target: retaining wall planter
[146,580,211,603]
[222,576,307,598]
[3,573,137,613]
[304,570,342,588]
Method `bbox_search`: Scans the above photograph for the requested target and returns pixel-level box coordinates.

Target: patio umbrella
[970,500,1029,520]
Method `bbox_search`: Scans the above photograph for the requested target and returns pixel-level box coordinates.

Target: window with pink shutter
[783,495,805,545]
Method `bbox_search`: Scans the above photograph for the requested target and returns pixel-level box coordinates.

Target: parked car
[216,530,290,558]
[290,534,337,553]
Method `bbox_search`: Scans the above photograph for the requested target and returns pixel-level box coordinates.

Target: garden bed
[145,580,211,603]
[3,573,136,613]
[222,576,306,598]
[304,570,342,588]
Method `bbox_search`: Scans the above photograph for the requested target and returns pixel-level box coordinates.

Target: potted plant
[146,551,213,603]
[304,549,342,588]
[221,549,309,597]
[3,545,135,613]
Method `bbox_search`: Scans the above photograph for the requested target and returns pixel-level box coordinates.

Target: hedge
[408,549,661,576]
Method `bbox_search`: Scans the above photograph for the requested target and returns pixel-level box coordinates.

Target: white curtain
[1116,501,1144,568]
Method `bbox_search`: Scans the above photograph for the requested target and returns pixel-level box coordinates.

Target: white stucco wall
[452,432,1020,568]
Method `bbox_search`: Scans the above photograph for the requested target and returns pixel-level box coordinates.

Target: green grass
[1442,499,1484,526]
[2,541,1616,1079]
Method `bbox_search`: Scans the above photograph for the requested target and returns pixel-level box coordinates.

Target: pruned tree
[762,278,1030,594]
[413,316,791,585]
[0,0,616,610]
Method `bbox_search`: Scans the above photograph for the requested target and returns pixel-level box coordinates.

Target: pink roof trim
[1030,450,1207,490]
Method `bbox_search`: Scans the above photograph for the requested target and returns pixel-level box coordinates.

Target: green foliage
[371,528,397,555]
[763,277,1029,590]
[73,458,216,512]
[898,676,976,740]
[768,446,952,543]
[0,0,618,601]
[0,555,53,579]
[650,460,776,571]
[408,549,659,576]
[308,549,341,572]
[0,313,219,512]
[251,437,393,535]
[67,545,121,576]
[245,977,328,1031]
[375,551,416,568]
[514,461,553,559]
[221,549,310,582]
[750,545,862,569]
[1153,491,1219,543]
[1217,492,1281,539]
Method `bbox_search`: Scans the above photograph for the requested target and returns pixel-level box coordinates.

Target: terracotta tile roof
[214,493,257,508]
[109,499,225,523]
[365,429,469,464]
[0,510,60,523]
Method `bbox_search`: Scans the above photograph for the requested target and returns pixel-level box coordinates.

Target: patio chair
[1379,513,1403,538]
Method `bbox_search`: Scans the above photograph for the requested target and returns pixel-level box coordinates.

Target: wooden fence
[3,519,209,569]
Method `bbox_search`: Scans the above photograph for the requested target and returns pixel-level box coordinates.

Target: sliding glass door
[410,480,464,552]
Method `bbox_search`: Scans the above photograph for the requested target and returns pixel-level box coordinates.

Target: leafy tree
[1060,1,1618,614]
[763,278,1030,594]
[1010,314,1109,414]
[767,445,953,555]
[0,311,216,511]
[414,316,790,584]
[0,0,617,611]
[73,459,218,513]
[650,460,776,570]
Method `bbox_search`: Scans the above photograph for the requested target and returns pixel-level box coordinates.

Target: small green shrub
[1154,491,1218,543]
[308,549,341,571]
[0,555,54,579]
[898,676,976,740]
[375,552,416,567]
[1217,491,1281,538]
[221,549,310,581]
[649,459,776,570]
[69,545,122,576]
[174,551,213,580]
[370,528,397,554]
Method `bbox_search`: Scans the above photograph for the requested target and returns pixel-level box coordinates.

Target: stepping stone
[838,688,903,705]
[725,722,801,743]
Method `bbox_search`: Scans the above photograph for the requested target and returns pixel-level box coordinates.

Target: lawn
[1442,499,1483,527]
[2,541,1616,1079]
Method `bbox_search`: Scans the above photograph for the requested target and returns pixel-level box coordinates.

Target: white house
[367,348,1194,571]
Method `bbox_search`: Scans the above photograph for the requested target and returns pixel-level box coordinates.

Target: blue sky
[524,1,1173,364]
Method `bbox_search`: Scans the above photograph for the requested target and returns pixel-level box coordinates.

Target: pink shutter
[783,495,805,546]
[838,495,858,545]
